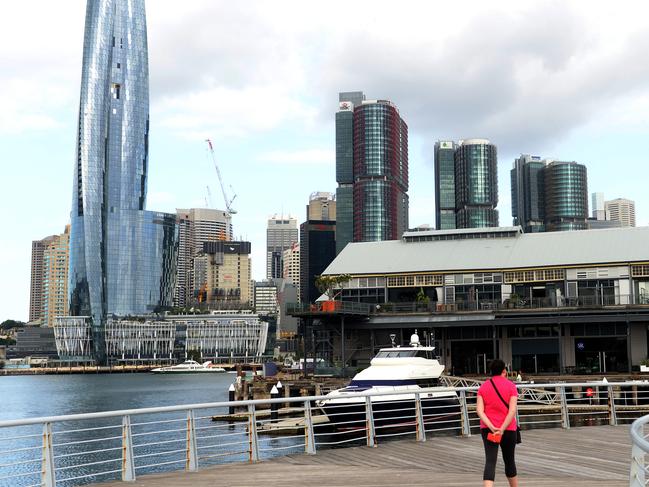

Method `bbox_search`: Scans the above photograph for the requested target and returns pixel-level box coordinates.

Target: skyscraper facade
[266,216,298,279]
[510,154,546,232]
[201,241,252,306]
[352,100,409,242]
[335,92,364,255]
[455,139,499,228]
[175,208,233,307]
[30,235,56,322]
[605,198,636,227]
[42,226,71,327]
[544,161,588,231]
[434,141,457,229]
[282,242,301,298]
[68,0,178,362]
[592,192,606,220]
[307,192,336,221]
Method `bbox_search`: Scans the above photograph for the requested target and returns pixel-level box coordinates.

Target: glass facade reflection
[434,141,457,229]
[455,139,499,228]
[352,101,409,242]
[69,0,178,363]
[544,161,588,231]
[511,155,546,232]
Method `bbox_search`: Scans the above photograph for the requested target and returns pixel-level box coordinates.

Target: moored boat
[151,360,226,374]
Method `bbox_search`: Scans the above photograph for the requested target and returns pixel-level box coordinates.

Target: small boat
[317,332,459,430]
[151,360,226,374]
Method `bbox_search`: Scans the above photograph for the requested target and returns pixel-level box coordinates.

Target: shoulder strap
[489,378,510,410]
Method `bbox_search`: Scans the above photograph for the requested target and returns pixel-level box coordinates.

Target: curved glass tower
[544,161,588,231]
[69,0,177,363]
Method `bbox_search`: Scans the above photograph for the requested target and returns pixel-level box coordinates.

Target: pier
[96,425,629,486]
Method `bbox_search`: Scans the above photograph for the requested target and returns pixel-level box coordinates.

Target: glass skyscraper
[544,161,588,231]
[434,141,457,229]
[455,139,499,228]
[511,154,546,232]
[69,0,178,363]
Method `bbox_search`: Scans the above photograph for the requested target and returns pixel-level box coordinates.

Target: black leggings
[481,428,517,481]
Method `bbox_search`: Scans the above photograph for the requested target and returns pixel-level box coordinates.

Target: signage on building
[576,341,585,351]
[339,102,353,111]
[440,141,453,149]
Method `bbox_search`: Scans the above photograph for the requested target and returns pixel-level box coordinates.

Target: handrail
[630,415,649,486]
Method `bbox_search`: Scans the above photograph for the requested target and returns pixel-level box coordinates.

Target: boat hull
[151,369,226,374]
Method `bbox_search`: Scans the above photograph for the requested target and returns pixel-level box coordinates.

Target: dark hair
[489,359,506,376]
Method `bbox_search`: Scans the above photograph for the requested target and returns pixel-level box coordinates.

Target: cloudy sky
[2,1,649,322]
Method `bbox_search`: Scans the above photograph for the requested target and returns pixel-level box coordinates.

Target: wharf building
[175,208,233,307]
[335,92,409,253]
[266,216,298,279]
[29,226,70,326]
[53,313,268,364]
[434,139,498,229]
[511,157,588,232]
[67,0,178,363]
[293,226,649,375]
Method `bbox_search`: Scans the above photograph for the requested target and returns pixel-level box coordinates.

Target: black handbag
[489,378,522,444]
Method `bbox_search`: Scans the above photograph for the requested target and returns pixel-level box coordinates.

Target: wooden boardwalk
[100,425,631,486]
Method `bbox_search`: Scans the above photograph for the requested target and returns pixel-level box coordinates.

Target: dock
[96,425,630,486]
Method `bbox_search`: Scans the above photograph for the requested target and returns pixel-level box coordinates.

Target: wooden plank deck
[99,425,631,486]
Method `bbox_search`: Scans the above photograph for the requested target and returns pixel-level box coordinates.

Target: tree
[1,320,25,330]
[314,274,352,301]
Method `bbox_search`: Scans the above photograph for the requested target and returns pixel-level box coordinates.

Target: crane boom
[205,138,237,215]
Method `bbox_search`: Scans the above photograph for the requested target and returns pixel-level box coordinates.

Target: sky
[1,0,649,323]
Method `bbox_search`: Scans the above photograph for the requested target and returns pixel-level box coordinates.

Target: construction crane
[205,138,237,215]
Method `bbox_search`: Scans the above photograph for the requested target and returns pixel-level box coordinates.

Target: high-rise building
[307,192,336,221]
[605,198,636,227]
[353,99,409,242]
[30,235,56,322]
[544,161,588,231]
[455,139,499,228]
[199,241,252,307]
[434,141,457,230]
[510,155,546,233]
[592,192,607,221]
[68,0,178,362]
[266,216,298,279]
[42,226,71,327]
[282,242,300,298]
[254,280,279,316]
[335,92,364,254]
[175,208,233,307]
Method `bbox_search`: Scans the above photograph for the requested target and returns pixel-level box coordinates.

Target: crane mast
[205,138,237,215]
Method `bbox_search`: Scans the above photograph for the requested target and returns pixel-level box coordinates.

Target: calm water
[1,372,235,421]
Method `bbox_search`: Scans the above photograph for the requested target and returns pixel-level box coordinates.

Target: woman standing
[476,359,519,487]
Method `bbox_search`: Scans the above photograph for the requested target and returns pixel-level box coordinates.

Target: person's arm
[476,394,497,433]
[495,395,518,435]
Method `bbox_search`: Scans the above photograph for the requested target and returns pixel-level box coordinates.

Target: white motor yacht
[151,360,226,374]
[317,332,458,429]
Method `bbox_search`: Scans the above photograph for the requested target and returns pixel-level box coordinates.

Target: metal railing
[630,414,649,486]
[0,380,646,486]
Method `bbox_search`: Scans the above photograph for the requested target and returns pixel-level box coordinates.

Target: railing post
[559,386,570,429]
[186,410,199,471]
[459,390,471,437]
[121,415,136,482]
[248,404,259,462]
[608,385,618,426]
[630,443,646,487]
[304,400,317,454]
[41,422,56,487]
[415,393,426,442]
[365,396,376,447]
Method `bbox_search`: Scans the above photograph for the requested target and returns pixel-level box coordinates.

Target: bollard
[276,380,284,410]
[228,383,235,416]
[271,385,279,421]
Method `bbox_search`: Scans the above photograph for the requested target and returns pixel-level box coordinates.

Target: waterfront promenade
[98,425,629,487]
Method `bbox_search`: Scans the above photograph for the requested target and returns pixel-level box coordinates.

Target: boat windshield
[375,350,433,359]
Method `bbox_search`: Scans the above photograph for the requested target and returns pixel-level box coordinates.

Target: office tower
[335,92,364,254]
[42,226,71,327]
[353,99,409,241]
[307,192,336,221]
[510,155,546,232]
[282,243,300,297]
[266,216,298,279]
[30,235,56,322]
[605,198,636,227]
[544,161,588,231]
[200,241,252,306]
[254,280,279,316]
[592,192,606,220]
[175,208,233,307]
[68,0,178,362]
[434,141,457,229]
[455,139,499,228]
